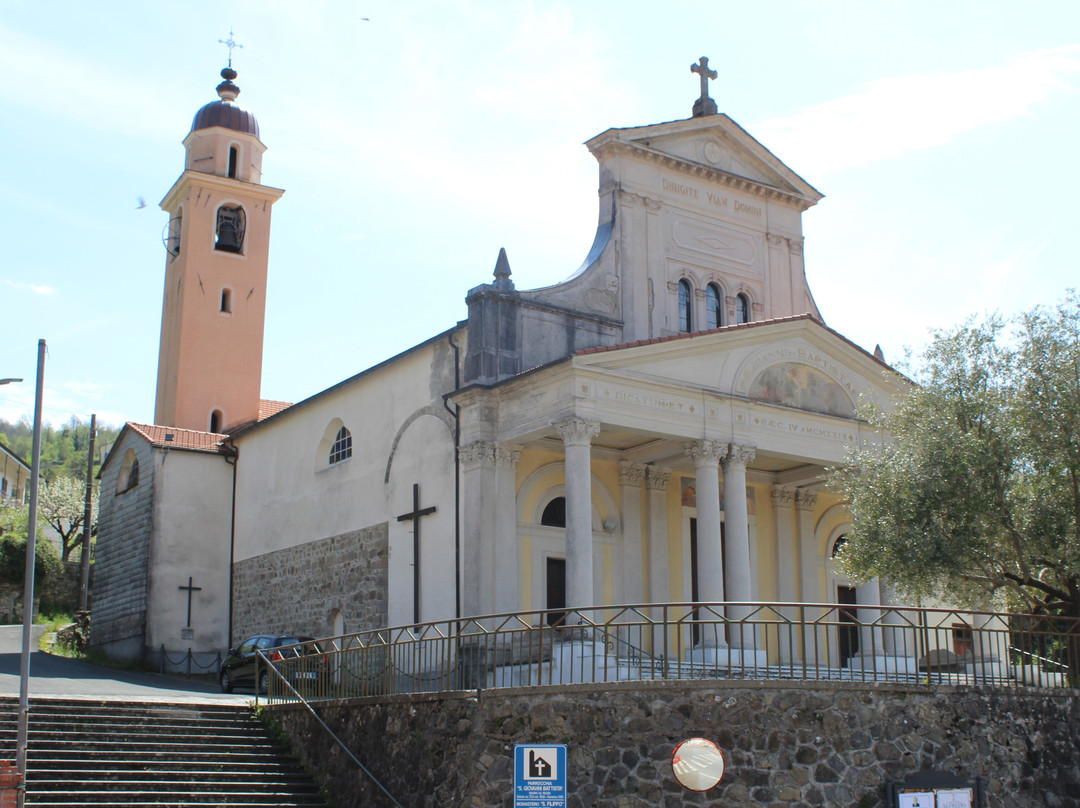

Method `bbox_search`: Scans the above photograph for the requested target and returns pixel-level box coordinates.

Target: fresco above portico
[749,362,855,418]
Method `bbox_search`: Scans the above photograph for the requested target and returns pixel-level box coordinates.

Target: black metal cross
[691,56,718,117]
[396,483,437,624]
[218,28,244,68]
[178,576,202,627]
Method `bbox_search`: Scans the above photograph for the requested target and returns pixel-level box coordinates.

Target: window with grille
[329,426,352,465]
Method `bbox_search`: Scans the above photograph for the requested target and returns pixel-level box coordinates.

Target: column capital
[722,443,756,470]
[553,417,600,446]
[795,489,818,512]
[684,439,728,467]
[771,486,796,508]
[493,444,521,469]
[458,441,495,470]
[645,465,671,491]
[619,461,647,486]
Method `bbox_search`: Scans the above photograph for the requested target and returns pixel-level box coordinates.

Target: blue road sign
[514,744,567,808]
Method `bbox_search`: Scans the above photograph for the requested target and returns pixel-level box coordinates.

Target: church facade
[93,60,912,673]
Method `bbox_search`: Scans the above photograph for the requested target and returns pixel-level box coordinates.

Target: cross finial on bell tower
[690,56,718,117]
[218,28,243,69]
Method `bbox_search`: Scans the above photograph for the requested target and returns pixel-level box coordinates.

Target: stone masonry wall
[232,522,388,644]
[90,436,154,654]
[269,680,1080,808]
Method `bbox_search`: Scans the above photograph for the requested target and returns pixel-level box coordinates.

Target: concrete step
[25,792,327,806]
[30,777,321,794]
[0,700,328,807]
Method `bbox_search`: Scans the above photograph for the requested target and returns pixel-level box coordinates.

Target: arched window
[228,146,239,179]
[706,283,723,329]
[329,426,352,465]
[220,288,232,314]
[831,534,848,558]
[116,449,139,494]
[678,279,693,332]
[736,293,750,324]
[210,410,223,433]
[541,497,566,528]
[215,205,245,253]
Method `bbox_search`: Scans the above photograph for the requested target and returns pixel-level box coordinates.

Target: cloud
[3,280,55,295]
[755,46,1080,176]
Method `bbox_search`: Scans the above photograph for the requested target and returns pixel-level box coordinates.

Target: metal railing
[257,602,1079,705]
[255,648,405,808]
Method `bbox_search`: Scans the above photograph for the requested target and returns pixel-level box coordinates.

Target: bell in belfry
[215,205,245,253]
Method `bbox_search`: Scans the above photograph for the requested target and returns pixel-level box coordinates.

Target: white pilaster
[645,465,671,604]
[554,418,600,618]
[493,444,521,614]
[459,442,496,618]
[795,490,818,662]
[771,486,797,663]
[619,462,647,606]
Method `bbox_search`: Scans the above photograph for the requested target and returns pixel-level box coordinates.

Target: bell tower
[154,65,284,433]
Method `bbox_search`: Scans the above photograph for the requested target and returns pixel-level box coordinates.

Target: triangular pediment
[587,115,822,205]
[574,316,906,416]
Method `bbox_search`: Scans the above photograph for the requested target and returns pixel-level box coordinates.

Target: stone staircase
[0,697,328,806]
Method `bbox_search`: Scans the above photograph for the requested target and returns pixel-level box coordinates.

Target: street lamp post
[15,341,45,808]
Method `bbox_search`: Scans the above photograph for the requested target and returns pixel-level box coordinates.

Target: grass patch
[34,609,73,631]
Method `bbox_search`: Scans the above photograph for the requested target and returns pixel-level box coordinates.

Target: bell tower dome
[154,65,284,433]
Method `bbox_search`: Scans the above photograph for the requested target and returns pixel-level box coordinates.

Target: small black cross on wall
[178,576,202,628]
[396,483,437,624]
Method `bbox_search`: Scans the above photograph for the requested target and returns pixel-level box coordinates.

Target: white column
[795,490,818,662]
[645,465,671,605]
[855,579,884,660]
[721,445,756,621]
[459,442,496,618]
[619,462,647,607]
[644,465,671,658]
[554,418,600,619]
[493,444,521,615]
[771,486,797,663]
[684,441,726,608]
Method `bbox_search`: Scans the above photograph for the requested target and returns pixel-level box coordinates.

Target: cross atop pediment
[691,56,718,118]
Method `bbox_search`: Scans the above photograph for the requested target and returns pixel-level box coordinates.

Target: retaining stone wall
[269,680,1080,808]
[232,522,388,644]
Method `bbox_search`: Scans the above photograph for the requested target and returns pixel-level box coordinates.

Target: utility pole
[17,339,46,807]
[78,414,96,612]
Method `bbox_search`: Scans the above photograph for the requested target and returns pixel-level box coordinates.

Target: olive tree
[832,293,1080,620]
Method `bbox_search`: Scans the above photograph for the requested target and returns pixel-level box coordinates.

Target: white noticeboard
[898,792,936,808]
[937,789,973,808]
[514,744,567,808]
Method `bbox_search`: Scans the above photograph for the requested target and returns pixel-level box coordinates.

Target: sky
[1,0,1078,430]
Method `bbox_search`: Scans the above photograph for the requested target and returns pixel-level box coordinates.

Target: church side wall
[232,522,388,642]
[90,434,155,661]
[269,681,1080,808]
[233,337,458,635]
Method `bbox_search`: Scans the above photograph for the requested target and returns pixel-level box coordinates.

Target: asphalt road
[0,625,251,704]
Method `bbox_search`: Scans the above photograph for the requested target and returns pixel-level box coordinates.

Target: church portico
[455,316,905,667]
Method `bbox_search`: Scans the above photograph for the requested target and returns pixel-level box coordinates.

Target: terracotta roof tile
[258,399,293,420]
[126,423,228,452]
